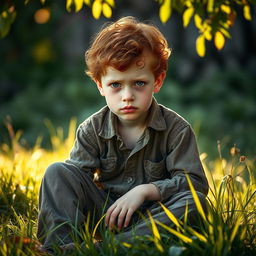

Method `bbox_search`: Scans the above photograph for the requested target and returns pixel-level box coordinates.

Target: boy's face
[95,51,165,126]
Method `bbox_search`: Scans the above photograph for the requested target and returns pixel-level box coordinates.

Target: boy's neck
[117,118,148,149]
[118,125,146,149]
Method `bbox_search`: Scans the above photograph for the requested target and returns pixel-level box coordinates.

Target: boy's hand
[105,184,161,230]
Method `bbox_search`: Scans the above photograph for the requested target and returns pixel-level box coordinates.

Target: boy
[37,16,209,251]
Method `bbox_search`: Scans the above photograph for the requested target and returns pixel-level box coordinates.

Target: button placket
[123,156,135,185]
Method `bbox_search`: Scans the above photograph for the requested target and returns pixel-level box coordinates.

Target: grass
[0,119,255,255]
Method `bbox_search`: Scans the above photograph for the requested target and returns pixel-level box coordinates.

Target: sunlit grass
[0,120,255,255]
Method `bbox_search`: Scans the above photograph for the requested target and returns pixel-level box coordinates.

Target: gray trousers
[37,162,207,249]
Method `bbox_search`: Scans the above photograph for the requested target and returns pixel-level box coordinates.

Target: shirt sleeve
[65,121,100,175]
[150,125,209,202]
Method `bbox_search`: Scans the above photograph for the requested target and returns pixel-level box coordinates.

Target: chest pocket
[99,157,118,181]
[144,158,166,182]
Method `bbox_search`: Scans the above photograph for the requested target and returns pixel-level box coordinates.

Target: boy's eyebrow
[105,77,149,84]
[105,79,123,84]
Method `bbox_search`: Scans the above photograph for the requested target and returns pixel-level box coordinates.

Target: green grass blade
[148,211,161,240]
[92,213,106,238]
[185,174,206,221]
[230,215,242,243]
[147,211,164,252]
[155,220,192,244]
[185,225,207,242]
[159,202,181,228]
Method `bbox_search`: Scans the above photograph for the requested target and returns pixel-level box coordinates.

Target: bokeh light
[34,8,50,24]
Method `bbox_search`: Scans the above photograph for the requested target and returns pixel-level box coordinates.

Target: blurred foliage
[156,65,256,158]
[0,0,255,56]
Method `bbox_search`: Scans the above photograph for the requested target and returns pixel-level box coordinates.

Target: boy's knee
[44,162,68,180]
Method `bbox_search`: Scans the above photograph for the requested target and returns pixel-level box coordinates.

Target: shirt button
[126,177,133,183]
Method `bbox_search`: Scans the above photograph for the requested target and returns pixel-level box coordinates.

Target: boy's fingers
[108,207,121,230]
[124,209,134,228]
[105,204,116,226]
[117,208,127,230]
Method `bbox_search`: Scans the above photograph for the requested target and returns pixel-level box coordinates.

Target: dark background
[0,0,256,159]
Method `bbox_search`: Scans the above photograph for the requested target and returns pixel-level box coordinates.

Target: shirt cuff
[150,179,178,202]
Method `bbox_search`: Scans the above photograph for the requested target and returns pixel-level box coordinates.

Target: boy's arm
[66,123,100,173]
[150,125,209,202]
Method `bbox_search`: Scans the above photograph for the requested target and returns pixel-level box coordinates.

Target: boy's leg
[37,162,112,250]
[115,191,207,241]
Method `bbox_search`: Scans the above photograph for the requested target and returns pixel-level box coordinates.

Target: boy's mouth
[120,106,137,113]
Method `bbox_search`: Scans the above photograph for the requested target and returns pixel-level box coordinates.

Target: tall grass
[0,120,255,255]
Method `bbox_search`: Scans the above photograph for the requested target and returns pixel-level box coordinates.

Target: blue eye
[110,82,121,88]
[135,81,145,87]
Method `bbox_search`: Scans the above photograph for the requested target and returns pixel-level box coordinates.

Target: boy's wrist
[138,184,161,201]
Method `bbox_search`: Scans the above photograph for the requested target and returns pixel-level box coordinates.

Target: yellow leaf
[66,0,72,12]
[92,0,102,19]
[207,0,214,12]
[102,3,112,18]
[204,26,212,41]
[194,14,203,30]
[84,0,91,5]
[159,0,171,24]
[183,7,194,27]
[204,31,212,41]
[214,31,225,50]
[74,0,84,12]
[219,27,231,39]
[221,4,231,14]
[196,35,205,57]
[122,242,132,248]
[185,0,192,8]
[105,0,115,7]
[243,5,252,20]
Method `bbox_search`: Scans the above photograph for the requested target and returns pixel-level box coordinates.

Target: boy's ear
[94,79,105,96]
[154,72,166,93]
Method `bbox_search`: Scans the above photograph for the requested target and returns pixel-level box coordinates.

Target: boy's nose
[122,87,134,102]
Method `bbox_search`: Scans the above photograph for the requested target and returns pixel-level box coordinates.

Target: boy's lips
[120,106,137,113]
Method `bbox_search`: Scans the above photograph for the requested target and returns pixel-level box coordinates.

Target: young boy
[37,16,209,251]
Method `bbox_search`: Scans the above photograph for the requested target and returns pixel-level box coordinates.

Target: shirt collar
[98,97,167,139]
[147,97,167,131]
[98,109,117,139]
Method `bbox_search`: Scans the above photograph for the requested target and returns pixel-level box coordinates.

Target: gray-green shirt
[66,99,208,201]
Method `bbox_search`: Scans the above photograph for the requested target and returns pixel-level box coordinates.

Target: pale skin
[95,51,165,230]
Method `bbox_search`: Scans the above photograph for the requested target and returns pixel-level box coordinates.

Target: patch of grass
[0,120,255,255]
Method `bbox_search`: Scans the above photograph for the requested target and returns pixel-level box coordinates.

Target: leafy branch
[0,0,255,57]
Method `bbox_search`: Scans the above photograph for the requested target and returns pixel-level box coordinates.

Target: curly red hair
[85,16,171,81]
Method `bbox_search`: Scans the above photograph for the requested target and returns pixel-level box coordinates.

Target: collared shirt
[66,99,209,201]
